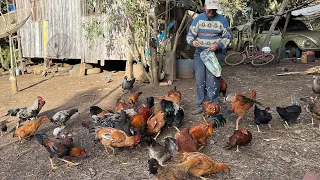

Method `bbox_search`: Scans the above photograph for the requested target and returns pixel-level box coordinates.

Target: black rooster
[276,105,301,128]
[254,105,272,132]
[122,76,135,94]
[160,99,184,128]
[50,108,79,128]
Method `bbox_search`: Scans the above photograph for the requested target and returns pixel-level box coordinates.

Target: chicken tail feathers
[241,96,263,106]
[209,114,226,128]
[35,133,48,146]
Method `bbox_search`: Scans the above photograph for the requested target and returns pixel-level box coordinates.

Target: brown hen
[225,128,252,152]
[175,128,198,152]
[174,152,230,179]
[128,92,142,105]
[13,116,48,142]
[146,111,165,139]
[202,101,220,116]
[115,98,129,112]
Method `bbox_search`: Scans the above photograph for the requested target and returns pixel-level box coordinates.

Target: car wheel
[288,47,301,58]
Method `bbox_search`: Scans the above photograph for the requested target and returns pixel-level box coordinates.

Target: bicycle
[224,46,275,66]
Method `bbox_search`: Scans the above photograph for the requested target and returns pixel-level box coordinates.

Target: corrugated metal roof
[292,4,320,16]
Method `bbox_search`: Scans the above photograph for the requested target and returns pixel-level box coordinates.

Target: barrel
[176,59,195,78]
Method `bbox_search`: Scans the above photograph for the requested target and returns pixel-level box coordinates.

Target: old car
[253,18,320,57]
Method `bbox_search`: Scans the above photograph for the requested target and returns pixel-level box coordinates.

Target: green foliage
[82,18,105,50]
[0,46,18,69]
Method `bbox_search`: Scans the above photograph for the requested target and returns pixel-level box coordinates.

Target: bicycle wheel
[224,52,246,66]
[251,53,275,66]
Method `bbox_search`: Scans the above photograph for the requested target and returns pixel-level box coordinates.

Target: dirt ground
[1,60,320,180]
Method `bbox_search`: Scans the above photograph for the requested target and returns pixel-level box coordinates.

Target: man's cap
[205,0,220,10]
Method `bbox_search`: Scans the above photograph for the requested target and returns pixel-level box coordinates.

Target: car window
[277,19,308,31]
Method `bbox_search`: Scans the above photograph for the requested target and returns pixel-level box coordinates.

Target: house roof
[291,4,320,16]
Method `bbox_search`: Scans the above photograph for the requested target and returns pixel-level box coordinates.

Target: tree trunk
[261,0,289,48]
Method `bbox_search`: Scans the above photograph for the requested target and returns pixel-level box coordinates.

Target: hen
[148,157,200,180]
[146,111,166,139]
[128,92,142,105]
[276,100,301,129]
[230,90,262,130]
[155,86,182,105]
[13,116,48,142]
[254,105,272,132]
[225,128,252,152]
[220,79,228,102]
[189,115,226,150]
[115,97,129,112]
[146,137,178,166]
[122,76,135,94]
[175,128,198,152]
[50,108,78,128]
[114,109,133,136]
[174,152,230,179]
[36,133,86,169]
[202,101,220,116]
[5,96,45,129]
[300,96,320,129]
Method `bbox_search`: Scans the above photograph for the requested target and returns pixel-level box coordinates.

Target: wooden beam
[276,12,291,63]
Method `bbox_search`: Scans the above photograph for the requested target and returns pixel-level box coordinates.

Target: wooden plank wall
[16,0,128,64]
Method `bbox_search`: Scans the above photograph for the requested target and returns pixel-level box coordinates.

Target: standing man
[186,0,231,115]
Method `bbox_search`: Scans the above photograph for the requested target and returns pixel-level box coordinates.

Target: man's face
[204,5,217,18]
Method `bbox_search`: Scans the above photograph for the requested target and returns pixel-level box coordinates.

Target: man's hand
[209,43,219,51]
[192,40,200,48]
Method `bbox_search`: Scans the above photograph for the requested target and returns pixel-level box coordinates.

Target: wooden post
[9,35,18,93]
[125,43,134,79]
[276,12,291,63]
[79,60,86,76]
[261,0,289,48]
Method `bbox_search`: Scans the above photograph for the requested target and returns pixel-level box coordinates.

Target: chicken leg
[153,131,161,141]
[199,176,209,180]
[236,145,240,152]
[256,125,261,133]
[283,121,290,129]
[235,115,244,130]
[104,145,115,154]
[49,157,58,169]
[58,158,80,166]
[268,124,272,129]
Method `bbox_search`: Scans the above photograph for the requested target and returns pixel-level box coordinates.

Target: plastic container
[301,51,315,63]
[176,59,195,78]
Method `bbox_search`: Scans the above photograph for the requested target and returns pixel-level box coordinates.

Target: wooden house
[15,0,127,66]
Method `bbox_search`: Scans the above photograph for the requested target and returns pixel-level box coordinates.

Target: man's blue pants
[194,50,224,106]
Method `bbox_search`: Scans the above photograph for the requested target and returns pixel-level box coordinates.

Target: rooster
[36,133,86,169]
[4,96,45,129]
[225,128,252,152]
[122,76,135,94]
[229,90,262,130]
[160,99,184,128]
[50,108,78,129]
[189,115,226,150]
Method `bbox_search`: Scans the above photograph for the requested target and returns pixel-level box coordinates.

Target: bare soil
[0,61,320,180]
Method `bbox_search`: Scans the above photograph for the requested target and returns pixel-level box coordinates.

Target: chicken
[147,111,165,139]
[13,116,48,142]
[254,105,272,132]
[220,79,227,102]
[1,120,8,136]
[312,76,320,95]
[225,128,252,152]
[50,108,78,128]
[230,90,262,130]
[300,96,320,129]
[146,137,178,166]
[167,86,182,101]
[115,97,129,112]
[90,106,114,117]
[175,128,198,152]
[189,115,226,150]
[173,152,230,179]
[202,101,220,116]
[114,109,133,136]
[276,104,301,129]
[36,133,86,169]
[122,76,135,94]
[5,96,46,129]
[128,92,142,105]
[160,99,184,128]
[148,157,200,180]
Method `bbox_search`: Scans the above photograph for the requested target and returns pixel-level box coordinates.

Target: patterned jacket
[186,12,232,53]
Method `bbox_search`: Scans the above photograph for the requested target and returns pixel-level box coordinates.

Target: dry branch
[277,66,320,76]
